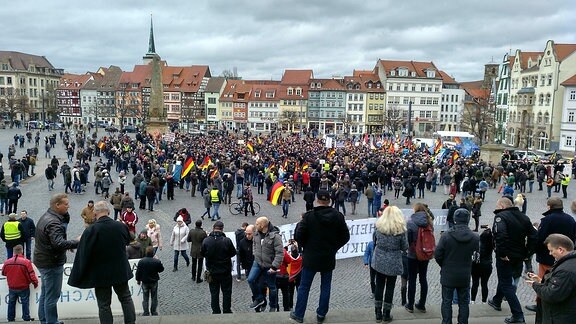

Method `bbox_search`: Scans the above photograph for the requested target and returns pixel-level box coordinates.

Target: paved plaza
[1,127,571,317]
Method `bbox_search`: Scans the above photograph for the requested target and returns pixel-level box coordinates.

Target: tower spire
[148,14,156,54]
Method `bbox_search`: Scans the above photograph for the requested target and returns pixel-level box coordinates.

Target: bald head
[255,217,270,233]
[245,224,255,240]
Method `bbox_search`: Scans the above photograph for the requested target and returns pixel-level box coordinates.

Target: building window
[296,88,302,96]
[570,90,576,100]
[287,88,293,95]
[569,111,575,123]
[546,93,551,105]
[567,136,573,147]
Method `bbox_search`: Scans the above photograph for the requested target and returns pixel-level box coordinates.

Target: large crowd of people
[2,126,576,323]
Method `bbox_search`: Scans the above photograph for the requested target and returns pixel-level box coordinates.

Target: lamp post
[41,91,45,127]
[299,95,303,137]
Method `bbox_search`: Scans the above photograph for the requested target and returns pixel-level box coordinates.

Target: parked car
[510,150,542,162]
[49,122,65,130]
[122,125,138,133]
[27,121,44,129]
[105,125,119,132]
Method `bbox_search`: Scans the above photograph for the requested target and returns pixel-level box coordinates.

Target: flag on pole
[209,168,219,179]
[328,148,336,158]
[257,136,262,145]
[98,141,105,150]
[199,156,212,170]
[269,182,285,206]
[172,161,183,183]
[246,141,254,153]
[301,162,309,171]
[181,157,195,178]
[434,138,442,154]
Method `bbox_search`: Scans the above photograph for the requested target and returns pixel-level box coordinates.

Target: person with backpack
[405,202,434,313]
[434,208,479,324]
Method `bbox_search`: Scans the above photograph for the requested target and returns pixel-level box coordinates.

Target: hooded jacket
[435,209,479,287]
[294,205,350,272]
[536,208,576,266]
[253,222,284,269]
[406,210,430,259]
[201,231,236,275]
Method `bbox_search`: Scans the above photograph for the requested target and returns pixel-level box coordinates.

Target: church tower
[143,15,158,65]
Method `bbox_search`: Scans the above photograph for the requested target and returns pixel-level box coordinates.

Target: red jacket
[302,172,310,185]
[278,249,302,282]
[2,254,38,290]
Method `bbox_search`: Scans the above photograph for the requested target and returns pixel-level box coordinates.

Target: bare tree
[220,69,242,80]
[460,94,494,146]
[117,90,140,130]
[339,114,356,137]
[43,84,59,122]
[383,105,404,135]
[280,110,299,132]
[0,90,30,128]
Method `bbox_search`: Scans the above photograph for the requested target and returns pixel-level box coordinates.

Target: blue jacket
[363,241,374,265]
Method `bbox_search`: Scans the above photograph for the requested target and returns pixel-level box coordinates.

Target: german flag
[434,138,442,154]
[181,157,195,178]
[209,168,219,179]
[265,163,275,173]
[327,148,336,158]
[199,156,212,170]
[98,141,105,150]
[257,135,262,145]
[283,158,289,170]
[246,141,254,153]
[301,162,309,171]
[269,182,285,206]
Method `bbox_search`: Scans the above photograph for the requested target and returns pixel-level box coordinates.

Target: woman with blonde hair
[146,219,162,256]
[371,206,408,322]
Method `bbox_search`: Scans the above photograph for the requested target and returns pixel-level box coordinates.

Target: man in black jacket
[34,194,79,324]
[488,197,537,324]
[136,246,165,316]
[7,183,21,214]
[525,197,576,313]
[45,164,56,191]
[201,221,236,314]
[527,234,576,324]
[291,189,350,324]
[435,208,479,324]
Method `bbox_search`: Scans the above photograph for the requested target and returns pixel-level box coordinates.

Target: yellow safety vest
[210,189,220,203]
[3,221,21,241]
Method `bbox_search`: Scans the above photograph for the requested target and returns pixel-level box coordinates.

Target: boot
[375,300,383,323]
[383,303,393,322]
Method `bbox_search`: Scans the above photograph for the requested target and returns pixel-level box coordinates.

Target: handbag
[204,270,213,283]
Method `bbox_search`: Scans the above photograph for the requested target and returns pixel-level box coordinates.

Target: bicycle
[229,199,260,215]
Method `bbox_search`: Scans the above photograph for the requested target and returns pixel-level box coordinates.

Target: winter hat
[176,216,184,222]
[453,208,470,225]
[317,189,331,201]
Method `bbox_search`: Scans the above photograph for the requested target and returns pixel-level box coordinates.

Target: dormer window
[390,70,396,76]
[255,90,261,98]
[266,91,274,98]
[316,82,322,89]
[426,70,436,78]
[398,68,408,77]
[376,82,381,88]
[296,88,302,96]
[411,72,416,77]
[287,88,293,95]
[310,83,315,89]
[355,84,360,90]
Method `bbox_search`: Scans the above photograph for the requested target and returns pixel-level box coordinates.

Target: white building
[438,71,465,132]
[559,75,576,152]
[374,60,442,136]
[495,54,513,144]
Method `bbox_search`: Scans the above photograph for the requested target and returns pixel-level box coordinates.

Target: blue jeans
[23,237,32,259]
[367,199,373,217]
[247,262,278,309]
[292,267,333,320]
[173,250,190,269]
[441,286,470,324]
[211,203,220,220]
[38,266,64,324]
[492,258,524,319]
[73,179,81,193]
[8,288,32,321]
[141,281,159,315]
[0,198,7,214]
[282,200,290,216]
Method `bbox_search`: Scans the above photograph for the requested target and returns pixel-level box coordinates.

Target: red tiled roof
[245,81,280,101]
[310,78,346,91]
[561,74,576,86]
[376,59,441,78]
[280,69,313,85]
[508,56,515,68]
[162,65,210,92]
[460,80,483,90]
[517,52,543,70]
[438,70,458,84]
[220,80,251,102]
[553,44,576,62]
[58,73,93,90]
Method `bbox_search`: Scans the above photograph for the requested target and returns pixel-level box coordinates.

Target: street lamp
[299,95,303,137]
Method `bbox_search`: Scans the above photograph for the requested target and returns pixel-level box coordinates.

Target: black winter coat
[33,208,78,268]
[536,208,576,266]
[294,205,350,272]
[435,224,479,287]
[68,216,132,288]
[532,252,576,324]
[201,231,236,275]
[492,207,537,262]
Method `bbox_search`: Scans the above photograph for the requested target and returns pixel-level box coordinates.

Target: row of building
[1,27,576,153]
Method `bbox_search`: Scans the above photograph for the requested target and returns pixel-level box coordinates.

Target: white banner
[226,209,448,274]
[0,259,143,319]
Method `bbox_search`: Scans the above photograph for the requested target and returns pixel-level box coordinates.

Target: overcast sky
[2,0,575,82]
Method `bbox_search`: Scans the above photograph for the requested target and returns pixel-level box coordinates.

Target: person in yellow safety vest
[0,213,23,259]
[561,173,571,199]
[323,163,330,172]
[210,186,223,221]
